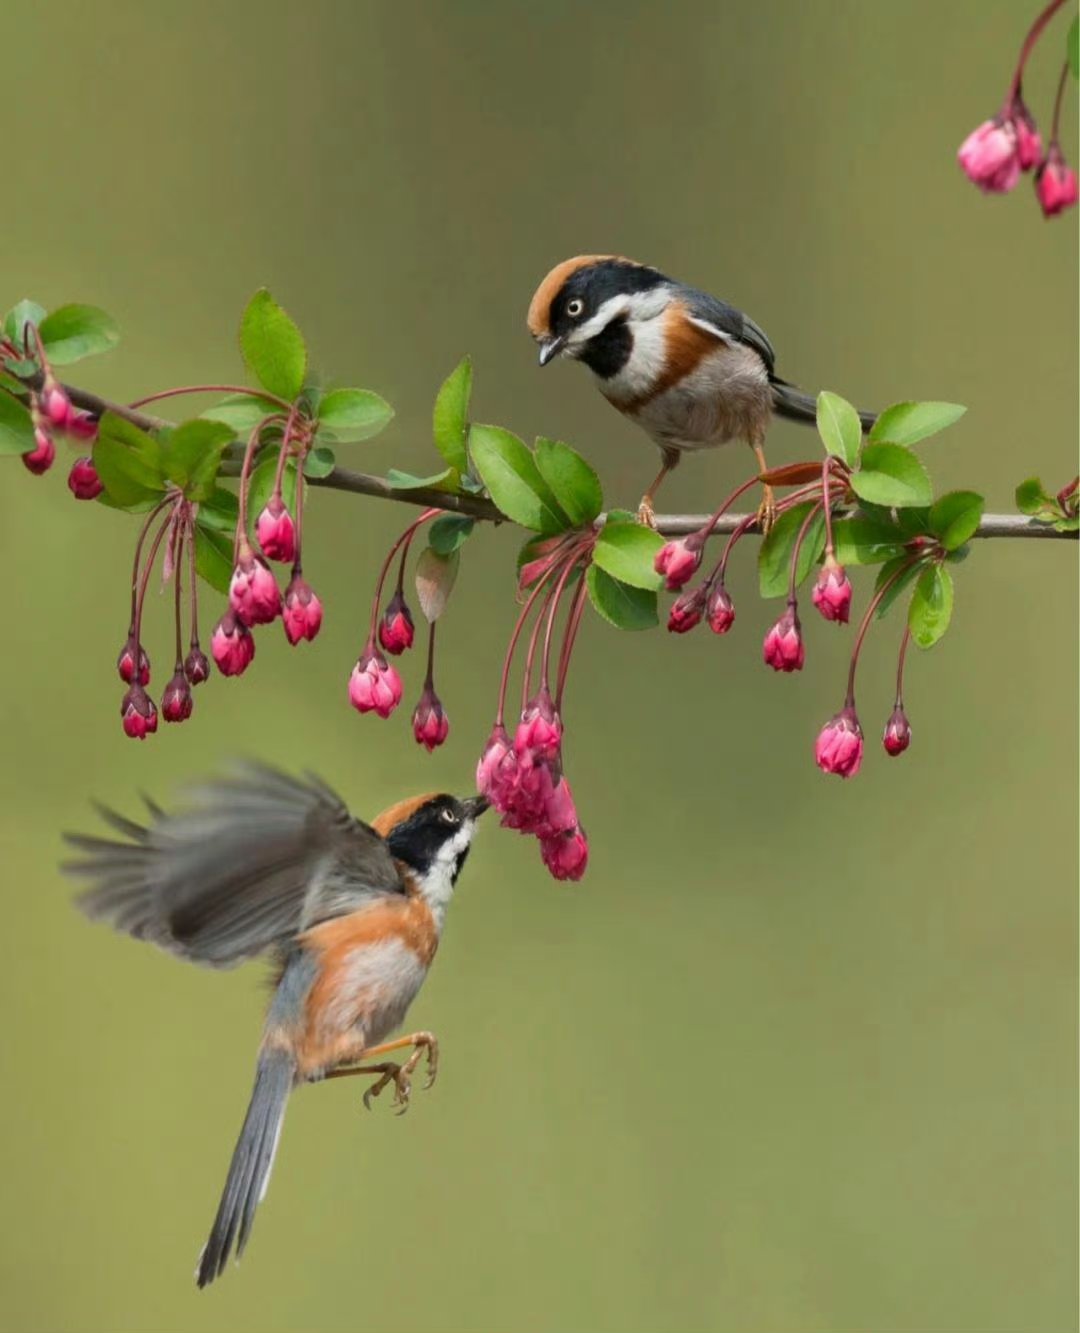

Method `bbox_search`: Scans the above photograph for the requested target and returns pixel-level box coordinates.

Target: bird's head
[372,792,488,912]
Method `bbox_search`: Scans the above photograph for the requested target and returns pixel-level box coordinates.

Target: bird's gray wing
[678,285,777,375]
[63,763,404,968]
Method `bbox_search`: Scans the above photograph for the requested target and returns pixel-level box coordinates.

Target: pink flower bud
[1013,101,1042,171]
[1035,146,1079,218]
[67,456,103,501]
[229,547,281,625]
[211,610,256,676]
[499,751,557,833]
[957,118,1020,193]
[412,687,450,751]
[514,688,562,760]
[811,556,852,624]
[477,725,515,804]
[66,410,98,442]
[539,777,578,837]
[120,684,158,740]
[161,669,194,723]
[22,426,55,475]
[348,647,402,719]
[882,706,912,757]
[540,825,589,881]
[42,377,73,429]
[667,584,706,634]
[762,604,805,672]
[654,535,703,591]
[706,582,736,634]
[117,636,150,686]
[378,591,415,655]
[814,706,864,778]
[282,574,323,645]
[184,644,211,685]
[255,496,297,563]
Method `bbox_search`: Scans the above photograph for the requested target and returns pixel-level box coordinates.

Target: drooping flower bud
[412,687,450,751]
[514,688,562,760]
[183,644,211,685]
[882,706,912,757]
[762,603,805,672]
[667,584,707,634]
[161,669,194,723]
[42,376,73,429]
[117,635,150,686]
[66,410,99,442]
[211,610,256,676]
[501,750,557,833]
[378,591,415,655]
[22,425,55,475]
[706,582,736,634]
[539,777,578,838]
[282,573,323,644]
[348,646,403,718]
[654,534,703,591]
[814,705,864,778]
[120,684,158,740]
[540,825,589,881]
[476,724,515,805]
[811,555,853,624]
[1035,145,1079,218]
[67,456,103,500]
[957,117,1020,193]
[255,496,297,563]
[229,545,282,625]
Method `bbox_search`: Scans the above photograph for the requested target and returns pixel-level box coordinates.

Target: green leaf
[38,304,119,365]
[468,424,568,532]
[239,288,306,401]
[201,393,284,432]
[3,300,46,349]
[432,357,472,472]
[831,515,906,565]
[194,521,234,593]
[592,520,665,590]
[0,371,26,395]
[428,514,475,555]
[93,412,167,506]
[415,547,460,622]
[908,564,954,648]
[850,443,932,508]
[586,565,658,631]
[757,501,827,597]
[196,487,239,530]
[164,419,233,501]
[605,508,638,524]
[534,437,603,527]
[385,466,459,491]
[929,490,984,551]
[303,445,336,478]
[1068,14,1078,78]
[816,391,863,466]
[868,401,966,447]
[0,390,34,455]
[873,556,923,619]
[895,506,932,537]
[248,447,298,530]
[1014,476,1053,516]
[318,388,394,441]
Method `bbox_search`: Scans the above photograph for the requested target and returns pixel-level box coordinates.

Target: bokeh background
[1,2,1076,1330]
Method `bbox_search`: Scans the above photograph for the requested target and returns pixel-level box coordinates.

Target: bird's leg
[750,437,777,535]
[324,1031,439,1115]
[638,447,681,528]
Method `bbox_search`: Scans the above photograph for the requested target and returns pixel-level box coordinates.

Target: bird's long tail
[771,381,877,431]
[196,1050,295,1288]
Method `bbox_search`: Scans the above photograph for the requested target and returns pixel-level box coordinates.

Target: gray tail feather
[771,381,877,431]
[195,1051,294,1288]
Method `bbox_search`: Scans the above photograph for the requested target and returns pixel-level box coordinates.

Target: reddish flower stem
[186,510,201,646]
[235,413,286,551]
[822,457,847,556]
[844,556,923,707]
[539,548,587,694]
[128,384,294,412]
[271,403,301,502]
[555,575,590,710]
[1049,59,1070,142]
[787,499,825,601]
[894,625,912,707]
[521,568,565,708]
[132,510,175,658]
[366,509,441,641]
[423,620,437,690]
[128,496,175,625]
[705,481,824,588]
[494,564,562,727]
[1006,0,1069,104]
[172,524,186,668]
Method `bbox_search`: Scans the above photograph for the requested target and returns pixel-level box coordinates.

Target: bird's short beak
[537,335,566,367]
[463,795,489,819]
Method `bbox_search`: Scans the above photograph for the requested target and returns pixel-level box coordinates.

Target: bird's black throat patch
[578,313,633,379]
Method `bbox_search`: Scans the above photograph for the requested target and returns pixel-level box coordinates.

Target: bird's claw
[362,1062,411,1113]
[636,497,658,529]
[756,484,777,537]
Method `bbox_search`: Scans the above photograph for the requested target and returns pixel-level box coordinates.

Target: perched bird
[527,254,877,527]
[63,765,487,1288]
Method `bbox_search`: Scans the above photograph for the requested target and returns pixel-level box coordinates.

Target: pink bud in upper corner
[120,684,158,740]
[706,582,736,635]
[117,636,150,686]
[283,574,323,645]
[654,535,703,591]
[814,706,864,778]
[514,688,562,760]
[412,687,450,752]
[1035,146,1079,218]
[211,610,256,676]
[66,410,98,442]
[378,591,415,655]
[22,425,55,475]
[42,377,73,429]
[67,456,103,501]
[1013,100,1042,171]
[183,644,211,685]
[161,670,194,723]
[348,647,403,719]
[957,118,1020,193]
[477,725,515,805]
[882,706,912,757]
[762,604,805,672]
[667,584,707,634]
[812,556,852,624]
[540,825,589,881]
[229,547,282,625]
[255,496,297,563]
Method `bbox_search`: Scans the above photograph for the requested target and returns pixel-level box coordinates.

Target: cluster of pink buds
[957,0,1076,217]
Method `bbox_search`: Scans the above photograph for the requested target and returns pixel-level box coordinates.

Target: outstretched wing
[678,285,777,376]
[64,763,404,967]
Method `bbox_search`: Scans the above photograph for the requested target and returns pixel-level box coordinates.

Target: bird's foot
[636,496,658,529]
[756,484,777,536]
[362,1062,412,1114]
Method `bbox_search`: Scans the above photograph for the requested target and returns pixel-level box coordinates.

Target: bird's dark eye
[566,298,584,318]
[439,808,459,826]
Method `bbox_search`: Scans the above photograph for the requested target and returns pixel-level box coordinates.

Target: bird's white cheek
[598,317,668,401]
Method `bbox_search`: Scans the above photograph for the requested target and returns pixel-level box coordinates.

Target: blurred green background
[1,2,1076,1330]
